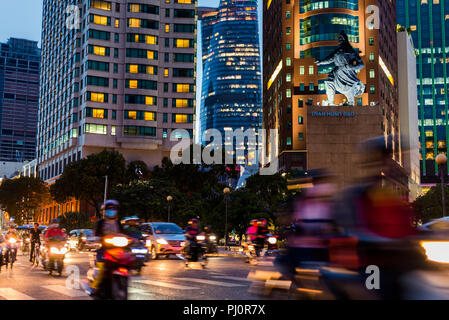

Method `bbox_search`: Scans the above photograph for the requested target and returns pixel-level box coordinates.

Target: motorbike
[41,236,68,276]
[130,240,149,274]
[78,236,87,251]
[22,237,31,255]
[83,233,134,300]
[5,237,18,269]
[205,233,218,254]
[184,234,207,268]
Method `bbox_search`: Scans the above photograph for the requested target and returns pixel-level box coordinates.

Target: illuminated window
[129,4,140,12]
[286,73,291,82]
[93,109,105,118]
[129,65,138,73]
[175,39,191,48]
[115,19,120,28]
[147,51,155,59]
[299,66,304,75]
[93,46,106,56]
[164,68,169,77]
[369,69,375,78]
[129,80,138,88]
[370,86,375,94]
[286,57,291,66]
[90,93,105,102]
[425,130,434,137]
[175,99,189,108]
[369,53,375,62]
[308,65,314,74]
[127,111,137,119]
[147,66,155,74]
[91,0,111,11]
[426,152,434,160]
[176,0,192,3]
[111,126,116,136]
[286,11,291,19]
[174,114,188,123]
[128,18,140,28]
[426,141,434,149]
[92,15,110,26]
[145,96,155,105]
[165,24,170,33]
[146,35,157,44]
[438,140,446,148]
[144,112,155,121]
[286,89,291,98]
[175,84,191,93]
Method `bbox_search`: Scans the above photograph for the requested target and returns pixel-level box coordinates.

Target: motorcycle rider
[4,224,20,267]
[122,216,144,241]
[184,218,201,265]
[254,218,269,256]
[43,219,67,272]
[29,223,41,263]
[90,200,124,293]
[204,225,217,254]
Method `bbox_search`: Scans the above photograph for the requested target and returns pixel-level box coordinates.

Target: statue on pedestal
[315,30,365,106]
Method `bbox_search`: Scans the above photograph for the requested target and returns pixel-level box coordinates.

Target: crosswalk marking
[0,288,35,300]
[41,285,88,298]
[129,288,152,295]
[211,275,252,282]
[134,280,200,290]
[174,278,246,287]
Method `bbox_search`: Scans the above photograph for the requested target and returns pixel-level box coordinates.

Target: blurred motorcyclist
[254,219,269,256]
[122,216,144,242]
[43,219,67,272]
[331,136,417,299]
[91,200,124,293]
[29,223,41,263]
[4,224,20,266]
[184,219,201,265]
[246,220,258,242]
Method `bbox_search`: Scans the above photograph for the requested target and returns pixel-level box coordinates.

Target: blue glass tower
[397,0,449,184]
[198,0,262,160]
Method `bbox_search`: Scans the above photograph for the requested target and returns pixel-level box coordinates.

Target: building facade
[198,0,262,162]
[397,0,449,184]
[0,38,40,163]
[397,30,421,201]
[263,0,401,174]
[38,0,196,223]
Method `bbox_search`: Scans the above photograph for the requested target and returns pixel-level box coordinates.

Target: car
[419,217,449,233]
[68,229,99,251]
[139,222,186,260]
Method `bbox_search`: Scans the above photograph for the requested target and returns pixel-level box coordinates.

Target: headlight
[132,248,148,254]
[196,235,206,241]
[146,240,152,247]
[8,238,17,244]
[81,237,87,241]
[420,241,449,263]
[157,239,168,245]
[50,247,59,254]
[105,236,129,247]
[26,238,30,242]
[180,242,185,247]
[268,237,277,245]
[209,236,216,241]
[60,247,68,254]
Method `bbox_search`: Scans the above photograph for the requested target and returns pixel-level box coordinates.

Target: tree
[126,160,150,182]
[59,211,94,231]
[0,176,50,225]
[413,185,449,223]
[51,149,126,216]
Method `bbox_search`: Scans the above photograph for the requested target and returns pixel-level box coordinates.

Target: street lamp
[167,195,173,222]
[436,154,447,217]
[223,187,231,247]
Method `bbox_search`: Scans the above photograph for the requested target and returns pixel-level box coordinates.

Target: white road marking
[134,280,200,290]
[41,285,88,298]
[257,261,274,266]
[0,288,35,300]
[129,288,152,295]
[174,278,246,287]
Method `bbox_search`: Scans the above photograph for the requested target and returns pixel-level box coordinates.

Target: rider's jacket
[185,226,200,240]
[44,228,66,242]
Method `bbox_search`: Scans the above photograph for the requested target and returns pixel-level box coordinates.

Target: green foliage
[0,176,50,225]
[50,149,126,216]
[413,185,449,223]
[59,211,94,232]
[126,161,150,181]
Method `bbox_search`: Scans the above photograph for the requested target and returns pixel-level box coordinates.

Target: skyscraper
[198,0,262,162]
[263,0,401,172]
[397,0,449,185]
[37,0,196,223]
[0,38,40,162]
[38,0,196,185]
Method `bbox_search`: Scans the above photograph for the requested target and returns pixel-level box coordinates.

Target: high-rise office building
[263,0,401,172]
[397,0,449,184]
[38,0,196,185]
[198,0,262,162]
[0,38,40,162]
[37,0,196,222]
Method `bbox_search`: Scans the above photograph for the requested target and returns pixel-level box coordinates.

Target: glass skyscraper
[397,0,449,184]
[198,0,262,161]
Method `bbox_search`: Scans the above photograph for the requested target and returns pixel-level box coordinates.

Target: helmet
[122,216,140,224]
[189,218,199,225]
[101,199,120,211]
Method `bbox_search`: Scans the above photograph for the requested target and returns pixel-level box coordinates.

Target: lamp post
[167,195,173,222]
[436,154,447,217]
[223,187,230,247]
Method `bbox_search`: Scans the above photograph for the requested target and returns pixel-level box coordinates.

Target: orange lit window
[174,114,188,123]
[147,51,155,60]
[93,109,105,118]
[128,80,138,89]
[129,65,138,73]
[93,46,106,56]
[164,69,169,77]
[146,35,157,44]
[129,4,140,12]
[176,84,190,93]
[145,96,155,105]
[128,111,137,120]
[146,66,155,74]
[90,93,105,102]
[128,18,140,28]
[165,24,170,33]
[115,19,120,28]
[175,99,189,108]
[144,112,155,121]
[93,15,109,26]
[175,39,190,48]
[426,152,434,160]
